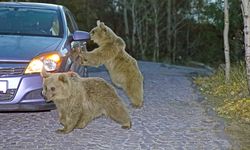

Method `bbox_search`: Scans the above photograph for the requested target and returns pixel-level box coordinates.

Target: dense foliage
[1,0,244,67]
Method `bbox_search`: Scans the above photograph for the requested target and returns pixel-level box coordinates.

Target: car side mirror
[72,30,90,41]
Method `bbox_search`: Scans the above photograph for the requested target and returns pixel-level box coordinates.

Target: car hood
[0,35,63,61]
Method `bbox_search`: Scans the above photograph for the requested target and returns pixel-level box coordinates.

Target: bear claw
[122,122,132,129]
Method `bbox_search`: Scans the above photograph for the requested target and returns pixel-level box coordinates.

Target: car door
[64,8,88,77]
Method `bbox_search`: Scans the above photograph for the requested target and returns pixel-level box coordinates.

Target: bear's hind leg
[106,100,131,129]
[124,80,144,108]
[75,114,93,129]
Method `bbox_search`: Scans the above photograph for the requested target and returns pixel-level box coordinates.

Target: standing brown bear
[41,70,131,134]
[72,20,144,108]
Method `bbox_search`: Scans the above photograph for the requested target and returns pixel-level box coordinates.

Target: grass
[194,62,250,123]
[194,62,250,149]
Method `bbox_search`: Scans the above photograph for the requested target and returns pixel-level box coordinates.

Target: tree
[151,0,160,61]
[168,0,190,63]
[16,0,242,66]
[167,0,172,62]
[240,0,250,93]
[123,0,130,51]
[224,0,230,82]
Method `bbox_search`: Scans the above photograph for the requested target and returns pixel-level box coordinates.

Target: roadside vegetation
[194,62,250,149]
[194,62,250,123]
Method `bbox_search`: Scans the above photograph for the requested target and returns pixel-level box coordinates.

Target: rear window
[0,6,63,37]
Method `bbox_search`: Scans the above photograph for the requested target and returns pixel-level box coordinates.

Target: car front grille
[0,68,24,77]
[0,89,16,101]
[22,89,43,100]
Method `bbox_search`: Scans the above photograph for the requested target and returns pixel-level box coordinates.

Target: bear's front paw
[56,127,74,134]
[122,121,132,129]
[56,128,73,134]
[131,102,143,109]
[55,128,66,134]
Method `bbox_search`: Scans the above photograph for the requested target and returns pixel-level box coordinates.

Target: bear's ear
[40,67,50,78]
[97,20,106,31]
[58,74,69,83]
[99,22,106,31]
[97,20,101,26]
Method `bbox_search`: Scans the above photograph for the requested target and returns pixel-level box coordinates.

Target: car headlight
[24,52,62,74]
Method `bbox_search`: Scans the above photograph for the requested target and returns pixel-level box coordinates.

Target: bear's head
[89,20,116,45]
[41,69,72,102]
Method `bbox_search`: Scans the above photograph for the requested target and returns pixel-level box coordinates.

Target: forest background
[4,0,242,67]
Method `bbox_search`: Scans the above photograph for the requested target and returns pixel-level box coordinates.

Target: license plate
[0,81,7,94]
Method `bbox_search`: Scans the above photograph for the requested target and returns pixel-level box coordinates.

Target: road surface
[0,61,231,150]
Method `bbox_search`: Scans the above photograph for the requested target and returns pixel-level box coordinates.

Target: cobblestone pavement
[0,61,232,150]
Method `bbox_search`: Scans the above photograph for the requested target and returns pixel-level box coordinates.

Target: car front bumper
[0,74,56,112]
[0,102,56,112]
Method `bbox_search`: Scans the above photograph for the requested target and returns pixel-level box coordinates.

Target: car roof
[0,2,62,10]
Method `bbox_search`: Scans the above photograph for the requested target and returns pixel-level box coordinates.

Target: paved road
[0,61,232,150]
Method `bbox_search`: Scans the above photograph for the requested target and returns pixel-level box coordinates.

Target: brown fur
[41,70,131,134]
[70,20,144,108]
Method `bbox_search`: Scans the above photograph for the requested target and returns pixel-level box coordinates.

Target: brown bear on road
[41,70,131,134]
[70,20,144,108]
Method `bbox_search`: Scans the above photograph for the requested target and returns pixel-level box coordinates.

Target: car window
[64,8,77,35]
[0,7,62,37]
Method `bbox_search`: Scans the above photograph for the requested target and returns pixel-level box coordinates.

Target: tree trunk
[172,0,176,63]
[123,0,130,50]
[173,27,177,64]
[85,0,91,29]
[240,0,250,93]
[137,21,144,59]
[143,18,148,60]
[131,0,136,56]
[167,0,172,61]
[186,23,190,57]
[152,1,160,62]
[224,0,230,83]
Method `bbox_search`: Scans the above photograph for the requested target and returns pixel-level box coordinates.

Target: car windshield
[0,7,62,37]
